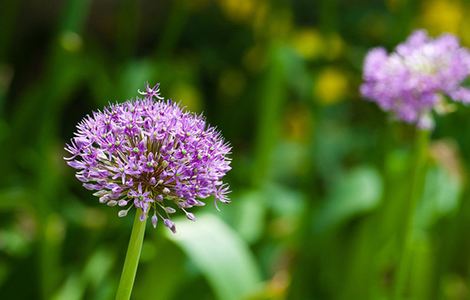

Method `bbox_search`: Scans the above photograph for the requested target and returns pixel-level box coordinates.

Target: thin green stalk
[251,43,286,187]
[116,210,147,300]
[394,128,429,299]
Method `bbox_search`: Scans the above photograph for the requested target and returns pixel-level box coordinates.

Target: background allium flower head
[65,83,232,233]
[361,29,470,128]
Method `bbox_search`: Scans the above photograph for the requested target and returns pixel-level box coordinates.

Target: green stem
[394,128,429,299]
[116,210,147,300]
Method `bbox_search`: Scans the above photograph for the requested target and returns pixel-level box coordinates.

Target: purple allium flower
[361,30,470,128]
[64,83,232,233]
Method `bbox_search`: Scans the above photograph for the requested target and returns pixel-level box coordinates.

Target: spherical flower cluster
[64,83,232,233]
[361,30,470,128]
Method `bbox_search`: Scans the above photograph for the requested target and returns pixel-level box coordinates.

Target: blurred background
[1,0,470,299]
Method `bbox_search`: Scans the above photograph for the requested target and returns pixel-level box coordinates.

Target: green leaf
[228,190,266,243]
[416,164,462,229]
[52,273,82,300]
[166,214,261,300]
[52,248,115,300]
[0,187,29,210]
[314,166,383,232]
[118,59,156,99]
[133,237,187,300]
[266,183,306,218]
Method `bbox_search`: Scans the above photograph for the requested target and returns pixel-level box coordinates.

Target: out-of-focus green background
[1,0,470,299]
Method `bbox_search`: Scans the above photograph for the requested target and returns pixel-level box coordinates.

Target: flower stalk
[116,210,147,300]
[394,128,429,298]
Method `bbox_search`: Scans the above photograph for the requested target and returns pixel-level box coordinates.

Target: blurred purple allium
[361,30,470,128]
[64,83,232,233]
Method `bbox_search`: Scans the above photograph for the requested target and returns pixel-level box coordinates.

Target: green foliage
[167,214,261,300]
[2,0,470,299]
[314,166,383,232]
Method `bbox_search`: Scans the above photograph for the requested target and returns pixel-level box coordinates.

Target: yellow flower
[290,29,344,61]
[217,0,257,23]
[421,0,462,34]
[283,105,313,143]
[314,68,348,105]
[291,28,323,60]
[169,82,202,112]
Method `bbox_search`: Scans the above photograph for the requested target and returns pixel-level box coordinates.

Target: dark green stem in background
[36,0,91,298]
[116,210,147,300]
[394,128,429,299]
[251,43,286,187]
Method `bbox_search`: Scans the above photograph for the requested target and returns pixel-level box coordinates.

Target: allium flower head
[65,83,232,233]
[361,30,470,128]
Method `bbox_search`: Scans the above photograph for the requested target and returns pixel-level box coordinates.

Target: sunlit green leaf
[416,165,462,229]
[166,214,262,300]
[229,190,266,243]
[314,166,383,231]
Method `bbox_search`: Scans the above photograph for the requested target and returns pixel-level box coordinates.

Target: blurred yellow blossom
[461,17,470,46]
[187,0,210,11]
[291,28,323,60]
[217,0,273,37]
[169,82,202,112]
[420,0,463,34]
[266,9,293,39]
[283,105,313,143]
[217,0,257,23]
[251,1,269,34]
[314,68,348,105]
[290,29,344,61]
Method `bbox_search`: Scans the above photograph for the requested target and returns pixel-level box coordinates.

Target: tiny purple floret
[361,30,470,128]
[65,83,232,232]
